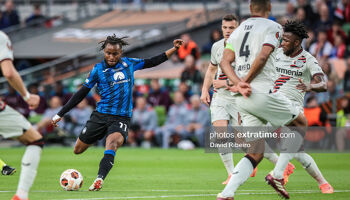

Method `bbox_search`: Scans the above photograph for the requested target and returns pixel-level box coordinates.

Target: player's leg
[218,153,264,199]
[1,158,16,175]
[89,115,129,191]
[89,132,124,191]
[264,142,279,164]
[237,93,301,199]
[14,128,44,200]
[218,112,265,199]
[211,98,234,184]
[262,124,279,164]
[270,114,307,179]
[0,106,43,200]
[264,137,295,184]
[213,120,233,183]
[73,138,92,154]
[294,152,333,193]
[265,114,306,199]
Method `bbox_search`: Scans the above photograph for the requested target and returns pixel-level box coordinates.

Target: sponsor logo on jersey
[276,67,302,76]
[109,71,130,86]
[113,72,125,81]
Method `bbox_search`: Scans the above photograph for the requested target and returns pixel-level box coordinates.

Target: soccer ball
[59,169,83,191]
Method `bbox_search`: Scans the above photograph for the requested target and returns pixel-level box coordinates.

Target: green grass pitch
[0,147,349,200]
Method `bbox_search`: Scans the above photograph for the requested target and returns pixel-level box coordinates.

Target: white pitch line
[58,190,350,200]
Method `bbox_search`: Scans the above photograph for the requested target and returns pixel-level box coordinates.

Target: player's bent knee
[245,153,263,168]
[27,138,45,148]
[106,132,124,150]
[291,113,307,127]
[73,148,84,155]
[19,128,43,144]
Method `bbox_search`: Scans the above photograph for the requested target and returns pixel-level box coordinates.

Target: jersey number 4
[239,32,250,62]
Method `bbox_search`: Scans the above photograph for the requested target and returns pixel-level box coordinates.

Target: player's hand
[296,78,311,92]
[51,114,62,127]
[173,39,184,49]
[200,91,211,106]
[213,80,226,89]
[226,85,238,93]
[237,82,251,98]
[26,94,40,110]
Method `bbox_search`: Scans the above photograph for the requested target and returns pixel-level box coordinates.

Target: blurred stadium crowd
[1,0,350,151]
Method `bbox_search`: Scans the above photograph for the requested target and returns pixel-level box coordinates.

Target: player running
[1,158,16,175]
[0,31,44,200]
[200,14,241,185]
[269,20,333,194]
[216,0,307,199]
[52,35,183,191]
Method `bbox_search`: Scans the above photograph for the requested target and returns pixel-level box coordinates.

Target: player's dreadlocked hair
[283,20,309,40]
[99,34,129,51]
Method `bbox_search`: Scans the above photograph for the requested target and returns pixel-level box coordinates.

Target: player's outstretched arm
[142,39,183,69]
[52,86,91,127]
[200,63,217,106]
[244,45,274,83]
[0,60,40,109]
[296,75,327,92]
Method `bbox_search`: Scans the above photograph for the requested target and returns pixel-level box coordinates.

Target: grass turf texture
[0,147,349,200]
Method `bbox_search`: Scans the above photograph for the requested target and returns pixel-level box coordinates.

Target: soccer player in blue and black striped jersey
[52,34,183,191]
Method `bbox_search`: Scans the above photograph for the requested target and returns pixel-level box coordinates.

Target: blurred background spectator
[28,83,47,115]
[25,4,46,27]
[66,98,92,138]
[183,95,210,147]
[310,29,333,60]
[147,79,172,112]
[201,29,221,54]
[1,0,19,29]
[175,33,200,62]
[3,84,29,118]
[336,96,350,151]
[36,96,64,135]
[129,96,158,148]
[180,55,203,94]
[156,91,188,149]
[50,81,72,105]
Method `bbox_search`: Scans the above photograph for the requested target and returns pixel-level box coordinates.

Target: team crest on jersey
[122,62,128,68]
[6,42,13,51]
[275,32,280,39]
[113,72,125,81]
[290,56,306,69]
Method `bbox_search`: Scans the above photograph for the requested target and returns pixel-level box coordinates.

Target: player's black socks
[97,150,115,180]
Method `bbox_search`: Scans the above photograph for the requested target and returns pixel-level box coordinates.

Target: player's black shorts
[78,111,130,145]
